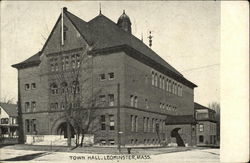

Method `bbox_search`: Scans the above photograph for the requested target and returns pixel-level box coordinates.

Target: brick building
[12,8,197,146]
[194,103,217,146]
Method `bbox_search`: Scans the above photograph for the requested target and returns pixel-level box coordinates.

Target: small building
[0,103,19,138]
[194,102,217,146]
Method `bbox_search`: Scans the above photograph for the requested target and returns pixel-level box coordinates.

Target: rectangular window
[1,118,9,124]
[51,64,54,72]
[31,101,36,112]
[109,139,115,145]
[143,117,147,132]
[25,102,30,112]
[135,115,138,132]
[108,94,114,106]
[100,74,106,81]
[100,115,106,130]
[25,84,30,90]
[32,119,37,133]
[108,72,114,80]
[152,118,155,133]
[131,115,134,132]
[162,77,165,90]
[159,75,162,88]
[26,119,30,132]
[199,124,204,132]
[100,139,106,145]
[147,117,150,132]
[99,95,106,103]
[109,115,115,130]
[31,83,36,89]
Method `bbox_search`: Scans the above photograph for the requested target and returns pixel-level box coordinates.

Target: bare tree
[208,102,220,143]
[0,95,15,104]
[51,45,102,147]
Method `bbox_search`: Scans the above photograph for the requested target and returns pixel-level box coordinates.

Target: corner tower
[117,10,132,34]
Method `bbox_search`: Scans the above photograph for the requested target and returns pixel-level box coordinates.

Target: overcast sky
[0,1,220,107]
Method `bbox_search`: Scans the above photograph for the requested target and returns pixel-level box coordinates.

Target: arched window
[51,83,58,95]
[151,71,154,86]
[159,75,162,88]
[162,77,165,90]
[71,81,80,94]
[154,73,158,87]
[61,82,68,94]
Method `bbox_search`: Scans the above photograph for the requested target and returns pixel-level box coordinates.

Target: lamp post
[117,83,121,153]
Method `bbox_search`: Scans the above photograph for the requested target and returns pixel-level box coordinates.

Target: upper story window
[151,71,154,86]
[109,115,115,130]
[145,99,149,109]
[154,73,158,87]
[61,82,68,94]
[51,83,58,95]
[134,96,138,108]
[130,95,134,107]
[108,72,114,80]
[76,54,80,68]
[199,124,204,132]
[31,83,36,89]
[71,81,80,94]
[25,102,30,112]
[100,115,106,130]
[31,101,36,112]
[162,77,165,90]
[1,118,9,124]
[25,84,30,90]
[108,94,114,106]
[100,74,106,81]
[99,95,106,104]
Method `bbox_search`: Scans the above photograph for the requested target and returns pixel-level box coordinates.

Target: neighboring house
[0,103,18,138]
[12,7,197,146]
[194,102,217,146]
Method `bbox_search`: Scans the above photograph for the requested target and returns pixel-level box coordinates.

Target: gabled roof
[12,9,197,88]
[194,102,215,113]
[165,115,196,125]
[0,103,18,117]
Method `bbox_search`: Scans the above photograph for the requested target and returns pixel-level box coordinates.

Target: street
[0,145,219,162]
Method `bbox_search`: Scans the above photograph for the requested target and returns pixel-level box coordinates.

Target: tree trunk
[80,130,84,147]
[67,122,71,147]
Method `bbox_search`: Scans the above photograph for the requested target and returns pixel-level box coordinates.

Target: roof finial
[123,10,125,14]
[148,31,153,48]
[99,3,102,15]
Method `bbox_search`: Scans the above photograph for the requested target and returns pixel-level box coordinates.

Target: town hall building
[12,7,197,146]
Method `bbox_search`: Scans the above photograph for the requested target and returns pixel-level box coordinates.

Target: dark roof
[165,115,196,125]
[12,51,41,69]
[12,9,197,87]
[194,102,215,113]
[0,103,18,117]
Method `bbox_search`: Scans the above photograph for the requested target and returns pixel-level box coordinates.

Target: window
[32,119,37,133]
[162,103,165,109]
[109,139,115,145]
[152,71,154,86]
[61,103,65,110]
[61,82,68,94]
[1,118,9,124]
[130,95,134,107]
[25,102,30,112]
[100,74,105,81]
[145,99,149,109]
[76,54,80,68]
[162,77,165,90]
[135,116,138,132]
[134,96,138,108]
[99,95,106,104]
[71,81,80,94]
[159,75,162,88]
[108,72,114,80]
[154,73,158,87]
[55,63,59,71]
[143,117,147,132]
[108,94,114,106]
[51,64,54,72]
[109,115,115,130]
[100,139,106,145]
[100,115,106,130]
[160,103,162,109]
[199,135,204,143]
[55,103,58,109]
[168,79,172,92]
[65,56,69,70]
[26,119,30,132]
[152,118,155,133]
[31,101,36,112]
[199,124,204,132]
[72,60,76,69]
[25,84,30,90]
[131,115,134,132]
[166,79,169,91]
[51,83,58,95]
[31,83,36,89]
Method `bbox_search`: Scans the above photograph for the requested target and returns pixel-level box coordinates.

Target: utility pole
[117,83,121,153]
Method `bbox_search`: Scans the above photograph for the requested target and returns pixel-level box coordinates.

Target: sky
[0,1,220,107]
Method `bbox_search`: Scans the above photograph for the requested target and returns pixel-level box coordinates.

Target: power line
[181,63,220,72]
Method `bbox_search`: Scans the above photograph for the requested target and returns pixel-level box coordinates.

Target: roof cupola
[117,10,132,34]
